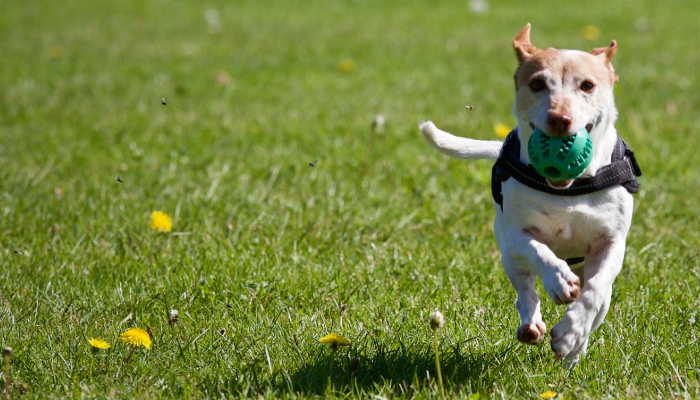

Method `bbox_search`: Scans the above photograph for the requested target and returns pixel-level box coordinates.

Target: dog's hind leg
[551,237,625,363]
[559,286,611,366]
[502,251,547,344]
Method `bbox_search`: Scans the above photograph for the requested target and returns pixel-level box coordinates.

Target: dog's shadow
[285,339,516,396]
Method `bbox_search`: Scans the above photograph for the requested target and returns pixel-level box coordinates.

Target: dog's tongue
[546,178,573,189]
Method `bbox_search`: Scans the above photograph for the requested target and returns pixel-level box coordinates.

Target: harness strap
[492,128,642,210]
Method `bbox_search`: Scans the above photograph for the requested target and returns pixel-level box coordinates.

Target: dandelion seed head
[468,0,490,14]
[204,8,221,33]
[429,310,444,330]
[169,309,180,324]
[373,114,386,129]
[635,18,649,32]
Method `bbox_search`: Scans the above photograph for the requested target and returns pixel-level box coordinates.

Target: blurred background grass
[1,0,699,398]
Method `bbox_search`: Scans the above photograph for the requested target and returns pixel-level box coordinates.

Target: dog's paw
[561,339,589,368]
[542,267,580,305]
[516,321,546,344]
[550,310,590,362]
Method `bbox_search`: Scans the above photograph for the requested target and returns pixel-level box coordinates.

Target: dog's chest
[525,205,607,256]
[502,183,633,258]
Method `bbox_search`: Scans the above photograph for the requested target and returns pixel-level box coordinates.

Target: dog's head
[511,24,619,188]
[512,23,618,139]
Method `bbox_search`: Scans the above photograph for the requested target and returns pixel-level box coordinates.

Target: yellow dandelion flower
[337,59,356,73]
[119,328,152,349]
[150,211,172,233]
[493,123,511,138]
[540,391,558,399]
[319,333,350,349]
[580,25,601,41]
[88,338,111,349]
[49,45,65,59]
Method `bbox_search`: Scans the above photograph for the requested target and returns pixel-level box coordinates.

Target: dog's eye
[530,79,546,92]
[580,80,595,92]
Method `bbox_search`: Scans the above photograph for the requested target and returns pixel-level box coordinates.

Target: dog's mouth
[528,122,595,136]
[546,178,574,189]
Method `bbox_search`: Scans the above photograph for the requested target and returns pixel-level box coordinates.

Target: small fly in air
[465,105,476,111]
[117,177,123,183]
[309,160,318,167]
[161,98,167,105]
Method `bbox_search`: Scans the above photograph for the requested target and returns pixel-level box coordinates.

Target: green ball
[527,128,593,181]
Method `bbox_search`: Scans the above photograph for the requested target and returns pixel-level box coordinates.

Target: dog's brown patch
[516,321,546,344]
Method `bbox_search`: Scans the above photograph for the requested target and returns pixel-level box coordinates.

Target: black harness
[491,128,642,265]
[492,128,642,209]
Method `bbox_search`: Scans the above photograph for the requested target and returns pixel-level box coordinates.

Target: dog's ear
[513,23,538,64]
[590,40,618,62]
[590,40,619,82]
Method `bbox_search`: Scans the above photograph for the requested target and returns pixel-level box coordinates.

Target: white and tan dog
[420,24,637,364]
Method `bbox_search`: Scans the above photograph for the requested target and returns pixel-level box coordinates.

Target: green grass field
[2,0,700,398]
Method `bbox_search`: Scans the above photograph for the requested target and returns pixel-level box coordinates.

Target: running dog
[420,23,641,364]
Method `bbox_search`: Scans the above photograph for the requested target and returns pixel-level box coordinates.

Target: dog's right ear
[513,23,538,64]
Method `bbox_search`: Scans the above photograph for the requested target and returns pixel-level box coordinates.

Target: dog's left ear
[590,40,618,62]
[590,40,619,82]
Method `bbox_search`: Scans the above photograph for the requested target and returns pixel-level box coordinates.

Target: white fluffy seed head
[169,309,180,324]
[429,310,444,330]
[374,114,385,127]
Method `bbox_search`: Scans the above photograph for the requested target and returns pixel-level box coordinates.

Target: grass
[1,0,700,398]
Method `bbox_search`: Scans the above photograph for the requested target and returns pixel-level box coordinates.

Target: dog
[420,23,641,364]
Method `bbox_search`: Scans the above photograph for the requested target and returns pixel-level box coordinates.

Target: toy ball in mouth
[527,128,593,181]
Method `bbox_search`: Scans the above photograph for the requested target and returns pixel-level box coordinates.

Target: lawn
[1,0,700,398]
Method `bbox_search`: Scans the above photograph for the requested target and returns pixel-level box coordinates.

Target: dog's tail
[420,121,503,160]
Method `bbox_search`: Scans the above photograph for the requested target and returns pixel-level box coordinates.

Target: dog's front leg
[504,229,582,306]
[501,251,547,344]
[497,226,580,345]
[550,236,626,364]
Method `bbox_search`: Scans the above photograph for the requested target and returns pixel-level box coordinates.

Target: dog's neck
[514,100,619,177]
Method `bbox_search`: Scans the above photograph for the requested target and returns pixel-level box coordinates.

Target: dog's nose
[547,113,572,136]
